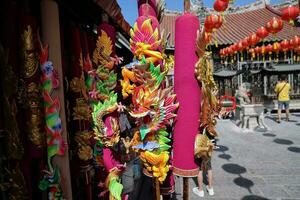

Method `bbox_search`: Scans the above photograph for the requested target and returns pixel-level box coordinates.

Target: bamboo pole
[183,177,189,200]
[155,178,160,200]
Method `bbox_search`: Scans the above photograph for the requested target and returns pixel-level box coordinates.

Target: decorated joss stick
[39,44,65,200]
[121,5,178,200]
[85,23,125,200]
[173,1,200,200]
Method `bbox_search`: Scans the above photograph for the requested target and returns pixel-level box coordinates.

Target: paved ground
[174,113,300,200]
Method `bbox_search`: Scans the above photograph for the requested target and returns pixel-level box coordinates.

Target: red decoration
[280,39,290,52]
[231,44,238,52]
[281,5,300,26]
[223,47,229,56]
[249,48,255,59]
[295,46,300,53]
[254,46,260,55]
[248,33,260,46]
[256,26,269,39]
[266,17,283,34]
[290,35,300,48]
[242,37,250,48]
[237,41,244,51]
[204,14,223,32]
[214,0,229,12]
[227,46,233,55]
[219,49,225,57]
[265,44,273,53]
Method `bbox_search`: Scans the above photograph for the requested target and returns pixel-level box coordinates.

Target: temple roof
[94,0,131,34]
[263,63,300,72]
[213,69,241,78]
[160,5,300,48]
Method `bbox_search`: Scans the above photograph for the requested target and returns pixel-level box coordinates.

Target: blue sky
[117,0,285,25]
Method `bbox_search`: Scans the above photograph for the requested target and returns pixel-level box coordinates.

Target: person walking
[274,75,291,123]
[192,157,214,197]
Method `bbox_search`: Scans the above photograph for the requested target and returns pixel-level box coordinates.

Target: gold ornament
[74,131,93,161]
[22,26,38,78]
[93,30,113,66]
[164,54,174,71]
[194,134,214,160]
[72,98,91,121]
[70,77,85,93]
[78,146,93,161]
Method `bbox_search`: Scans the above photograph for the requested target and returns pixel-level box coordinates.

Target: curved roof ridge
[265,4,282,17]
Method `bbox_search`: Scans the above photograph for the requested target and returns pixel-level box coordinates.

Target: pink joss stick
[173,13,201,177]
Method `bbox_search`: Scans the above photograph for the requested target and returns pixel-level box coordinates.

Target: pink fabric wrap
[173,13,201,177]
[103,148,120,171]
[138,3,157,17]
[97,22,116,55]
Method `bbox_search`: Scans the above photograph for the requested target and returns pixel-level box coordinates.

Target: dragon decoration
[84,30,124,200]
[194,30,220,160]
[39,44,65,199]
[120,17,179,183]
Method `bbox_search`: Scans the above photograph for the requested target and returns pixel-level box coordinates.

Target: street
[174,113,300,200]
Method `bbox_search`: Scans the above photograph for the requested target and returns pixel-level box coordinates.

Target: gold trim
[172,166,199,177]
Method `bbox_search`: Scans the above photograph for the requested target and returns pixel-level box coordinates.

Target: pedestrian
[193,134,215,197]
[274,75,291,123]
[193,157,214,197]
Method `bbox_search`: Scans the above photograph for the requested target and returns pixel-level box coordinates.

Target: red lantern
[237,41,244,52]
[248,33,260,46]
[290,35,300,48]
[219,49,225,57]
[280,39,290,52]
[265,44,273,61]
[205,14,223,31]
[227,46,234,55]
[281,5,300,26]
[295,46,300,53]
[242,37,250,48]
[214,0,229,12]
[231,43,238,52]
[256,26,269,39]
[204,14,222,32]
[295,46,300,62]
[254,46,260,55]
[281,39,290,59]
[265,44,273,53]
[266,17,283,34]
[249,48,255,60]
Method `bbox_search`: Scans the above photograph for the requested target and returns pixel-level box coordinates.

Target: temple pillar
[40,0,73,199]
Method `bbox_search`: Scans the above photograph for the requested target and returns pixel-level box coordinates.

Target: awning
[213,69,241,78]
[262,64,300,73]
[94,0,131,34]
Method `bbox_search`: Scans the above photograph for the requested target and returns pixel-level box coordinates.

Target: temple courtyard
[174,113,300,200]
